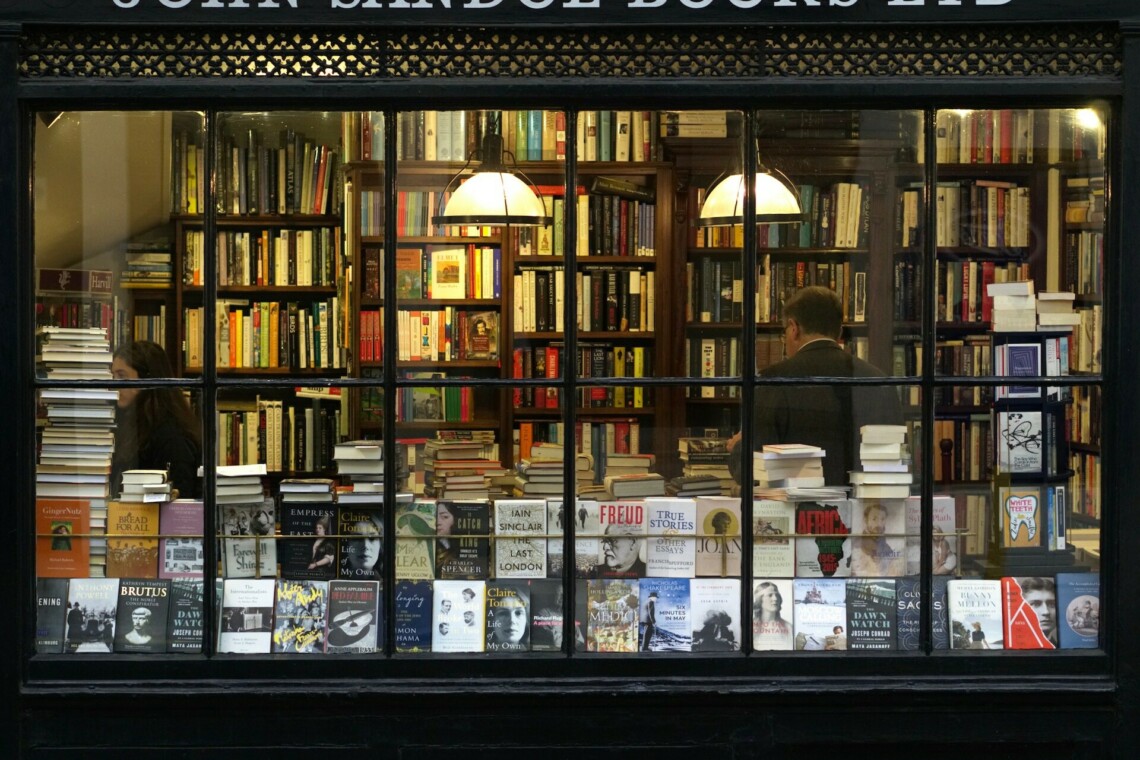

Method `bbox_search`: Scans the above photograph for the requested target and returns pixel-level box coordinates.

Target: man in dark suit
[728,286,903,486]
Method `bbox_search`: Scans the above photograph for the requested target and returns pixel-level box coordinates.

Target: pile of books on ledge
[754,444,848,501]
[119,469,172,503]
[849,425,913,500]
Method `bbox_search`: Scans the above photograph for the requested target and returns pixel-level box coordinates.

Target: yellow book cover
[106,501,160,579]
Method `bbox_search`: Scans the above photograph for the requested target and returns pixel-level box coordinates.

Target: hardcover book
[106,501,161,579]
[326,580,381,653]
[752,500,796,579]
[1055,572,1100,649]
[394,500,435,580]
[694,496,742,578]
[219,501,277,578]
[895,576,921,652]
[848,499,907,577]
[431,579,486,653]
[546,499,565,579]
[530,578,566,652]
[794,500,853,578]
[393,579,433,654]
[690,578,742,652]
[593,500,646,579]
[217,577,276,654]
[436,500,490,580]
[65,577,120,653]
[277,503,337,581]
[272,578,328,653]
[792,577,847,651]
[947,578,1004,650]
[906,495,957,576]
[638,577,691,652]
[465,310,499,360]
[846,578,897,651]
[998,486,1043,549]
[36,499,91,579]
[337,504,384,582]
[158,499,204,579]
[586,578,640,653]
[35,577,69,654]
[494,499,547,579]
[997,410,1044,474]
[166,578,205,653]
[1002,576,1058,649]
[751,578,794,651]
[643,497,697,578]
[113,578,171,654]
[573,499,601,579]
[485,580,532,652]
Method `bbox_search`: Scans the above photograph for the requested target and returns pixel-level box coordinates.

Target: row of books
[933,108,1104,166]
[182,226,342,288]
[756,256,868,326]
[212,127,340,217]
[182,297,346,371]
[514,190,657,260]
[395,383,482,424]
[898,180,1032,250]
[1062,230,1104,297]
[891,258,1031,324]
[217,398,341,473]
[394,308,499,363]
[394,244,501,301]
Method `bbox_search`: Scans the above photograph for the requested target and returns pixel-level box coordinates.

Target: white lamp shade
[698,170,802,226]
[434,170,551,226]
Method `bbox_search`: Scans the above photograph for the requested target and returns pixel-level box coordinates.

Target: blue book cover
[1056,572,1100,649]
[932,575,950,649]
[847,579,897,651]
[1004,342,1041,398]
[393,579,433,653]
[638,577,691,652]
[527,110,543,161]
[599,110,612,162]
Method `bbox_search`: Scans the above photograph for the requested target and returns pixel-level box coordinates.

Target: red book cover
[1002,576,1057,649]
[36,499,91,578]
[229,310,238,368]
[545,345,559,407]
[980,261,996,323]
[519,422,534,461]
[999,109,1013,164]
[534,348,547,408]
[555,111,567,160]
[359,312,369,362]
[512,348,524,406]
[960,262,971,323]
[613,420,630,454]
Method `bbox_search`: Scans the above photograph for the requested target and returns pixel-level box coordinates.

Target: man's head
[782,286,843,356]
[601,523,643,573]
[1021,577,1057,638]
[463,610,475,626]
[863,503,888,536]
[131,607,152,631]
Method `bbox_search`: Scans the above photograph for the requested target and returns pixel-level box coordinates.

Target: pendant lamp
[432,132,552,227]
[697,151,802,227]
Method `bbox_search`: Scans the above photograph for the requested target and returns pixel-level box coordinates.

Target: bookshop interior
[30,106,1108,659]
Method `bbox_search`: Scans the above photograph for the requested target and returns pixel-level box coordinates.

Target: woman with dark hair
[111,340,202,498]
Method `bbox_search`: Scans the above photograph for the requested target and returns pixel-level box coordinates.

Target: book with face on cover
[1056,572,1100,649]
[114,578,171,654]
[431,579,486,653]
[586,578,640,653]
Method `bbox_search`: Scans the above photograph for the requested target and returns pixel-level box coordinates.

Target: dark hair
[1020,577,1056,594]
[114,340,201,453]
[784,286,842,339]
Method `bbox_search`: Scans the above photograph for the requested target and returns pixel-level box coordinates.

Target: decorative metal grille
[20,25,1120,79]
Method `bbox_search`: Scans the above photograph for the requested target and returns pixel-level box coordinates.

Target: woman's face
[111,357,140,408]
[436,506,455,535]
[757,586,781,613]
[495,602,528,643]
[356,519,381,568]
[315,521,327,536]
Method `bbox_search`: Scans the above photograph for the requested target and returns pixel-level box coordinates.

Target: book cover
[436,500,490,580]
[429,246,467,299]
[573,499,602,579]
[694,496,742,578]
[997,410,1043,474]
[546,499,565,579]
[690,578,742,652]
[337,505,384,582]
[643,497,697,578]
[431,579,486,653]
[752,578,794,651]
[586,578,639,653]
[906,495,958,576]
[1002,576,1058,649]
[106,501,160,579]
[395,247,423,299]
[932,575,950,650]
[752,500,796,579]
[36,499,91,579]
[1001,342,1042,399]
[219,501,277,578]
[326,580,381,654]
[166,578,205,653]
[158,499,204,579]
[493,499,547,579]
[65,577,120,653]
[272,578,328,654]
[998,486,1043,548]
[395,500,435,580]
[217,577,276,654]
[35,577,69,654]
[947,578,1004,650]
[1056,572,1100,649]
[593,500,646,578]
[895,576,921,652]
[485,579,532,652]
[278,503,337,580]
[530,578,566,652]
[848,499,907,577]
[393,579,433,654]
[794,500,853,578]
[465,310,499,360]
[846,578,897,651]
[792,577,847,651]
[113,578,171,654]
[638,577,691,652]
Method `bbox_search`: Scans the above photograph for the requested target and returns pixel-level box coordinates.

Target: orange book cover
[1002,576,1057,649]
[36,499,91,578]
[229,309,239,368]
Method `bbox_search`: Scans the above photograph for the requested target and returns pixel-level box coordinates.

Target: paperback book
[751,500,796,579]
[393,579,433,653]
[485,580,532,652]
[277,503,337,581]
[1002,576,1058,650]
[530,578,566,652]
[752,578,794,651]
[113,578,172,654]
[337,504,384,582]
[690,578,742,652]
[65,577,120,653]
[1055,572,1100,649]
[947,578,1004,650]
[794,500,853,578]
[848,499,907,577]
[217,577,276,654]
[643,497,697,578]
[35,577,69,653]
[158,499,204,579]
[792,577,847,651]
[326,580,381,653]
[586,578,640,653]
[846,578,897,651]
[436,500,491,580]
[431,579,486,653]
[593,500,646,579]
[219,501,277,578]
[272,579,329,653]
[638,577,692,652]
[395,500,436,580]
[166,578,205,653]
[493,499,547,579]
[694,496,742,578]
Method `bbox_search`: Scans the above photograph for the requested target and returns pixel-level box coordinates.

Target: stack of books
[512,456,565,497]
[120,226,174,288]
[988,280,1037,332]
[215,463,267,505]
[119,469,172,503]
[1036,291,1081,329]
[604,471,666,498]
[332,440,410,504]
[849,425,914,500]
[677,436,733,495]
[279,477,334,504]
[753,444,847,500]
[35,326,117,502]
[422,435,505,500]
[666,473,723,497]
